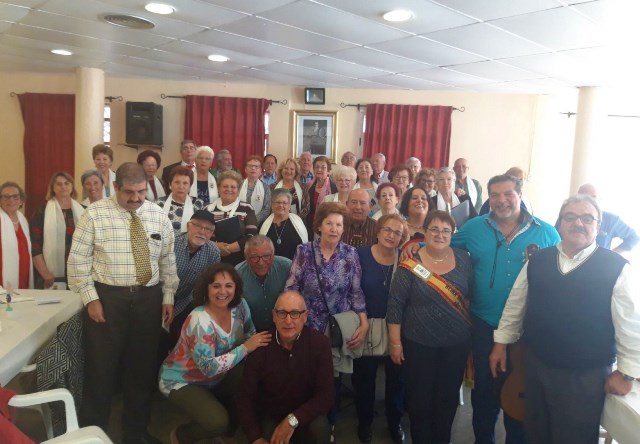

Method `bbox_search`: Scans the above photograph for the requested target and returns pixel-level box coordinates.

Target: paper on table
[36,297,62,305]
[0,295,35,303]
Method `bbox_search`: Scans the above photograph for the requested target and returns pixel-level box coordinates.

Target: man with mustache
[490,194,640,443]
[450,174,560,444]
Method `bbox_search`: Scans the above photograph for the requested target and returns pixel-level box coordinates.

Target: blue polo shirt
[451,212,560,327]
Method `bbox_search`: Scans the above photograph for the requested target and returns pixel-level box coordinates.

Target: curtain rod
[339,102,465,112]
[560,112,640,119]
[160,93,287,105]
[11,92,123,103]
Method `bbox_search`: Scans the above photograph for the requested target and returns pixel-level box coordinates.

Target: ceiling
[0,0,624,94]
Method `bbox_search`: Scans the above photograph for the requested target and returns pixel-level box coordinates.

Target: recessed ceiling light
[51,49,73,56]
[208,54,229,62]
[145,3,175,15]
[383,9,414,22]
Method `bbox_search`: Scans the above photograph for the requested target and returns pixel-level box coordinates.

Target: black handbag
[311,243,343,348]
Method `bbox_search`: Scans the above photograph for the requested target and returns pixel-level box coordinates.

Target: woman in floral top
[159,263,271,444]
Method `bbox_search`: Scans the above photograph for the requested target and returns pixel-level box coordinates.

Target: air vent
[103,14,155,29]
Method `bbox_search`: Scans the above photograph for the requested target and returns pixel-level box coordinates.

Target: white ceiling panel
[333,78,404,89]
[502,51,604,85]
[326,47,432,73]
[288,55,391,78]
[0,3,31,22]
[503,78,575,94]
[370,36,486,66]
[432,0,563,21]
[233,67,319,86]
[158,40,274,67]
[570,0,605,23]
[405,67,492,86]
[367,73,449,89]
[134,48,248,73]
[257,61,354,84]
[0,52,73,73]
[193,0,298,15]
[447,60,542,82]
[102,61,200,80]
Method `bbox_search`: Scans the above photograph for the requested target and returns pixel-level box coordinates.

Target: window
[103,104,111,145]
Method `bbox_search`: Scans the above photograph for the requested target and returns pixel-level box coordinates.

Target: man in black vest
[489,194,640,443]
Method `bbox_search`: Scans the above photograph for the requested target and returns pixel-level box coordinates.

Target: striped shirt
[342,217,377,248]
[68,196,179,306]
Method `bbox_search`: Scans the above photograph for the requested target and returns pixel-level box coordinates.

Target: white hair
[196,145,214,158]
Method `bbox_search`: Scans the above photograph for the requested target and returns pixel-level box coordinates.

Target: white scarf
[146,176,166,202]
[259,213,309,243]
[161,194,194,233]
[43,198,84,278]
[275,180,304,215]
[190,171,218,203]
[464,176,478,207]
[436,192,460,212]
[353,181,378,192]
[208,197,241,218]
[240,179,264,212]
[1,209,33,289]
[102,169,116,198]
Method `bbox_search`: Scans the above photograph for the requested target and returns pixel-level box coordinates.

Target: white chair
[9,387,113,443]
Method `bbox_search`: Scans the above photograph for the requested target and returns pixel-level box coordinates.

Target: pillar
[75,67,105,187]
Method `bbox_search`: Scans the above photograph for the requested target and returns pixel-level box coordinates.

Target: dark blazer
[161,161,182,193]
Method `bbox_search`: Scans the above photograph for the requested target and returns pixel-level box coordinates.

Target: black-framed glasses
[560,213,599,225]
[248,253,274,264]
[273,309,306,319]
[189,222,214,233]
[427,227,453,236]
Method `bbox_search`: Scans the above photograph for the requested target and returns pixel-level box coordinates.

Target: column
[75,67,105,185]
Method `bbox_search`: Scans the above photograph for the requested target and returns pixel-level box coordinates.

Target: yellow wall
[0,70,578,221]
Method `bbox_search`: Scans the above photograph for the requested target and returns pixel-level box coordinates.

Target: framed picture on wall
[304,88,325,105]
[292,110,337,162]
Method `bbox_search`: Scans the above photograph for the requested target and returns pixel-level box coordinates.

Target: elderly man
[453,158,483,213]
[371,153,389,183]
[236,291,335,444]
[162,139,196,189]
[577,183,638,253]
[210,148,240,178]
[298,152,314,184]
[236,235,292,332]
[68,163,178,444]
[341,151,357,168]
[490,194,640,443]
[262,154,278,186]
[451,174,560,444]
[342,188,377,247]
[406,157,421,181]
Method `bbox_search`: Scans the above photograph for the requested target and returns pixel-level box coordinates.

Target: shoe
[389,424,405,443]
[330,425,337,444]
[169,427,180,444]
[122,432,162,444]
[357,424,372,443]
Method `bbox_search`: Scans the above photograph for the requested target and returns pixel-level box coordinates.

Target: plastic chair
[18,364,54,440]
[9,388,113,443]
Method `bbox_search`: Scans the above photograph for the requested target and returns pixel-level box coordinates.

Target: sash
[275,181,303,215]
[465,176,478,207]
[101,169,116,198]
[399,258,471,325]
[240,178,265,212]
[161,194,194,232]
[207,198,241,218]
[437,192,460,212]
[0,209,33,288]
[43,199,84,277]
[259,213,308,243]
[190,171,218,203]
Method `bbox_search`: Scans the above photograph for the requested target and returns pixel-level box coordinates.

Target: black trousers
[80,283,163,438]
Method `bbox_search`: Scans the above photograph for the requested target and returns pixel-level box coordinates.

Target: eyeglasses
[189,222,214,234]
[273,309,306,319]
[248,253,274,263]
[0,194,21,201]
[427,227,453,236]
[394,175,410,181]
[560,213,599,225]
[273,200,290,206]
[336,178,352,183]
[381,226,403,238]
[246,164,262,170]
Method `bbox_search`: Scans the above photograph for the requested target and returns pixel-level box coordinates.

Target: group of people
[0,140,639,444]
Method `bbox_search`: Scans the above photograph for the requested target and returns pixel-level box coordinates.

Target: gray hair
[331,164,357,182]
[115,162,146,187]
[217,148,231,161]
[487,174,523,195]
[244,234,275,255]
[81,169,104,186]
[0,181,26,202]
[271,188,292,204]
[196,145,214,159]
[437,166,456,181]
[373,153,386,162]
[406,157,420,164]
[559,194,601,222]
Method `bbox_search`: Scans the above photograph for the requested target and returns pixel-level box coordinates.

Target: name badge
[413,263,432,280]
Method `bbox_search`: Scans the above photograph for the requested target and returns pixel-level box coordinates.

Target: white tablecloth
[601,380,640,444]
[0,289,82,386]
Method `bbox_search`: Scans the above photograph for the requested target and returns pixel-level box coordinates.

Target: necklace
[424,249,449,263]
[407,222,424,231]
[379,262,393,286]
[11,219,20,226]
[273,219,288,245]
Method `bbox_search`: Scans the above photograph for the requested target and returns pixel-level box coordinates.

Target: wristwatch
[621,372,635,382]
[287,413,299,429]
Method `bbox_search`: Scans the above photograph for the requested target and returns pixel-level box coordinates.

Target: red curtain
[18,93,75,215]
[363,104,452,170]
[185,96,270,170]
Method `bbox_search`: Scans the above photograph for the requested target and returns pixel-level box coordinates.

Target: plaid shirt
[68,196,178,305]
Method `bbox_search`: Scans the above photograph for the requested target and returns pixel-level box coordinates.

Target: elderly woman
[80,169,104,207]
[259,188,308,260]
[159,263,271,444]
[30,172,84,288]
[272,158,310,219]
[353,215,408,443]
[240,155,271,225]
[137,149,166,202]
[0,182,33,289]
[399,186,430,242]
[92,144,116,198]
[206,171,258,265]
[371,182,401,220]
[191,146,218,206]
[387,211,472,444]
[323,164,356,205]
[388,164,413,201]
[306,156,338,230]
[157,166,205,236]
[430,167,478,225]
[414,168,438,197]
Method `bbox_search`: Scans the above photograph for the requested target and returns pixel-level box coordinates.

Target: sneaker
[389,424,405,443]
[330,425,336,444]
[357,424,372,443]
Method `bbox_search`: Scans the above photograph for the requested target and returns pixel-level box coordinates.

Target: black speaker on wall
[126,101,163,145]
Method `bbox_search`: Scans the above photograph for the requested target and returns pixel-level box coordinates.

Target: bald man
[453,158,483,212]
[342,189,377,247]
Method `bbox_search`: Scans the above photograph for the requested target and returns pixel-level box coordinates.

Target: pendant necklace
[380,263,393,286]
[274,219,288,245]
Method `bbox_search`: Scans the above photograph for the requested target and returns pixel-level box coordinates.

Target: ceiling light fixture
[382,9,414,22]
[51,49,73,56]
[208,54,229,62]
[144,3,175,15]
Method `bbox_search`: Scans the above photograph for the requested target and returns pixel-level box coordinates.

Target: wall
[0,70,578,221]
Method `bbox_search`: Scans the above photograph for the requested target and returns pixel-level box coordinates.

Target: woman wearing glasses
[388,164,413,202]
[160,263,271,444]
[387,210,473,444]
[259,189,308,260]
[353,214,408,443]
[323,164,356,205]
[0,181,33,289]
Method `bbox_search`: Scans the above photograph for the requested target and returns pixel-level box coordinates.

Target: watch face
[288,414,298,428]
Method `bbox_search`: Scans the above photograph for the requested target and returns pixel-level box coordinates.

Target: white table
[601,380,640,444]
[0,289,82,386]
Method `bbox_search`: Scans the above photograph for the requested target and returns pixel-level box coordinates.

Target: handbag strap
[310,242,331,314]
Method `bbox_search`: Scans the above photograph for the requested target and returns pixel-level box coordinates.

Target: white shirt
[494,242,640,377]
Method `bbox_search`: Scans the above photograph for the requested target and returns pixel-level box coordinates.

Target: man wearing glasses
[237,291,334,444]
[490,194,640,443]
[167,210,221,348]
[236,235,292,331]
